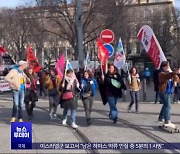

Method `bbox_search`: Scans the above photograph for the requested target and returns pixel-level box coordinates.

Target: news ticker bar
[13,142,180,150]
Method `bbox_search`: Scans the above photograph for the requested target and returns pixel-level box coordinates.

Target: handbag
[82,91,91,99]
[61,91,74,100]
[111,78,121,89]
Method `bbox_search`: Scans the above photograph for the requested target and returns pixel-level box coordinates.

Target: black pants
[25,101,36,117]
[39,84,47,97]
[82,96,93,120]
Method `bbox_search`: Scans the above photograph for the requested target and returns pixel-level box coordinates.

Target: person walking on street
[45,68,61,119]
[38,69,47,98]
[80,70,98,126]
[102,64,126,123]
[5,61,30,122]
[60,69,79,129]
[128,67,141,113]
[24,67,38,120]
[153,69,162,104]
[158,61,179,127]
[144,68,151,85]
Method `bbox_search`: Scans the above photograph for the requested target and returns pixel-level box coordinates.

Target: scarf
[65,76,75,91]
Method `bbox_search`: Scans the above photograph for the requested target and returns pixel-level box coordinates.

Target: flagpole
[100,62,104,76]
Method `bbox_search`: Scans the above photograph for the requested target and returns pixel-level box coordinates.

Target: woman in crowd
[60,69,79,129]
[128,67,141,113]
[45,68,61,119]
[80,70,97,126]
[102,64,126,123]
[24,67,38,120]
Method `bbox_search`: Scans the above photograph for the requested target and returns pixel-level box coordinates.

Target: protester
[38,69,47,98]
[158,61,179,127]
[143,68,151,85]
[80,70,98,126]
[5,60,30,122]
[45,68,61,119]
[102,63,126,123]
[60,69,79,129]
[128,67,141,113]
[153,69,162,104]
[24,67,38,120]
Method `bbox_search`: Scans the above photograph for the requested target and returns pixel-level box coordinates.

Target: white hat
[18,60,27,66]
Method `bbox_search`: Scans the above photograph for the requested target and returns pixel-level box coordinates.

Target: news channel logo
[11,122,32,149]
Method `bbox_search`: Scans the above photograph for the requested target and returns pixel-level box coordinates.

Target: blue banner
[11,122,32,149]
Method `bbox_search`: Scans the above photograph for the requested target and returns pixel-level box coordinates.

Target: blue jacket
[80,78,98,97]
[164,80,174,94]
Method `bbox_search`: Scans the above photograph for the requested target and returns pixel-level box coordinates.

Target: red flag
[0,46,7,56]
[97,38,109,71]
[27,44,41,73]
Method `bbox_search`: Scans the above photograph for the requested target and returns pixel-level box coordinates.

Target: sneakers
[113,117,118,124]
[159,119,165,125]
[53,114,57,119]
[10,117,16,122]
[19,119,23,122]
[62,118,67,125]
[71,122,78,129]
[87,118,92,126]
[164,122,176,128]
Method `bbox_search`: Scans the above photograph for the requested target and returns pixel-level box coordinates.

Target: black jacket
[104,72,126,98]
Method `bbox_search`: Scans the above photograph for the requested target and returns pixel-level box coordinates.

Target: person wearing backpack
[101,64,126,123]
[128,67,141,113]
[45,68,61,119]
[158,61,179,127]
[80,70,98,126]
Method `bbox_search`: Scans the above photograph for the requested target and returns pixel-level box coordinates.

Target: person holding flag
[45,68,62,119]
[102,63,126,123]
[60,69,79,129]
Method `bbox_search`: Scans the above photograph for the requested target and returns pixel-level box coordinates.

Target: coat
[158,71,179,94]
[60,79,79,110]
[104,72,126,98]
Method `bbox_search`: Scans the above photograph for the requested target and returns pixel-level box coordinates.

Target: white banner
[0,76,11,91]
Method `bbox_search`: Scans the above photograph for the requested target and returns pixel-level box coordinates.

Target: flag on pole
[97,38,109,71]
[65,60,80,88]
[27,44,41,73]
[84,52,91,70]
[114,38,126,69]
[55,53,65,79]
[137,25,166,69]
[0,46,7,56]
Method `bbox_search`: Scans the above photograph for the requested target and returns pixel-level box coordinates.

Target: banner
[27,44,41,73]
[97,38,109,71]
[0,76,11,91]
[114,38,126,69]
[137,25,166,69]
[55,54,65,79]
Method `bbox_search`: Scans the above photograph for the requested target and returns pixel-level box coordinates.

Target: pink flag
[137,25,166,69]
[55,54,65,79]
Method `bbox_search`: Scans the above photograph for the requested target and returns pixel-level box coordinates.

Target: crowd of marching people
[4,59,180,129]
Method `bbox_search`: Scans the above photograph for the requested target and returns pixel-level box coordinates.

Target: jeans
[49,94,60,115]
[12,90,25,119]
[82,96,93,120]
[107,97,118,120]
[63,107,76,123]
[129,91,139,111]
[158,93,172,123]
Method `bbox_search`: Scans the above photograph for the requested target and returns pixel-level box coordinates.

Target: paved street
[0,87,180,153]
